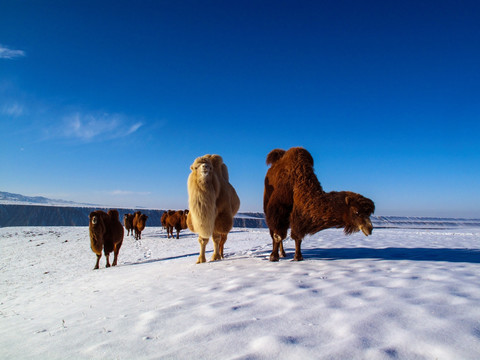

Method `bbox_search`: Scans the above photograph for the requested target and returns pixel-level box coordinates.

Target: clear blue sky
[1,0,479,217]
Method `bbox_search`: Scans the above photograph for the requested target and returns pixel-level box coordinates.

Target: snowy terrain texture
[1,224,480,359]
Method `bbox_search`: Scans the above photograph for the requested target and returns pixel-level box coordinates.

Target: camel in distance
[165,209,189,239]
[264,147,375,262]
[133,211,148,240]
[89,209,124,269]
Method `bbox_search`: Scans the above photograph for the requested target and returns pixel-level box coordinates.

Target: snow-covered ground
[1,225,480,359]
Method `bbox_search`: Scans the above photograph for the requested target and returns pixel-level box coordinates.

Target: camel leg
[279,241,286,258]
[266,201,291,260]
[211,233,222,261]
[176,229,180,239]
[270,239,280,262]
[219,234,227,259]
[94,254,101,270]
[105,253,111,268]
[112,242,122,266]
[197,237,209,264]
[270,231,285,262]
[291,233,304,261]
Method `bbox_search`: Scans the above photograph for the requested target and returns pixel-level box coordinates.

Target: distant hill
[0,191,95,207]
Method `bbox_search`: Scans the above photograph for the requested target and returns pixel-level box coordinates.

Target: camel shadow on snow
[297,246,480,264]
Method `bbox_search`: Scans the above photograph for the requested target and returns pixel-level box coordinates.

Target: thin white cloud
[61,112,143,141]
[2,102,24,117]
[127,122,143,135]
[0,44,26,59]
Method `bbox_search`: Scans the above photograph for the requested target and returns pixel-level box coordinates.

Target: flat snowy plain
[1,225,480,359]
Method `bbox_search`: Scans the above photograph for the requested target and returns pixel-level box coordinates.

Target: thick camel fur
[187,154,240,264]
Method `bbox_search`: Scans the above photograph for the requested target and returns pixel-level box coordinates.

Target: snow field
[1,226,480,359]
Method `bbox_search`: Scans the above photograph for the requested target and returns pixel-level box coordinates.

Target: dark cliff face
[0,205,163,227]
[0,205,268,228]
[2,205,477,229]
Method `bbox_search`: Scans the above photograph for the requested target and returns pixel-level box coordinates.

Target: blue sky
[1,0,479,217]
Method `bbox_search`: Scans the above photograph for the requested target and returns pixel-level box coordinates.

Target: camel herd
[89,147,375,269]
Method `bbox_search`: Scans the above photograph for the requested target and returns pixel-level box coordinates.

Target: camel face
[198,162,212,178]
[346,198,375,236]
[359,217,373,236]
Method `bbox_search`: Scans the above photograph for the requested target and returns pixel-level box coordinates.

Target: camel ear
[345,196,350,206]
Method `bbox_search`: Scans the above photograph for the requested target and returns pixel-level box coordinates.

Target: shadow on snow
[124,251,206,266]
[299,247,480,264]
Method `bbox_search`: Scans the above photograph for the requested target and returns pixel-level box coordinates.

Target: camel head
[90,212,99,225]
[343,193,375,236]
[190,156,215,182]
[89,211,106,234]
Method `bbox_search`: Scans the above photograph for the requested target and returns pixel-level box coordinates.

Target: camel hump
[289,147,314,167]
[266,149,286,165]
[107,209,120,220]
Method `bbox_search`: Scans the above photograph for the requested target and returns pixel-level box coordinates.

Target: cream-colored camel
[187,154,240,263]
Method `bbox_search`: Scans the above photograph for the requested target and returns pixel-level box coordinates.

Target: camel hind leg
[211,233,223,261]
[219,233,227,259]
[266,202,291,261]
[112,241,123,266]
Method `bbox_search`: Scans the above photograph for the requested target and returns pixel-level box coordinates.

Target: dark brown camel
[264,147,375,261]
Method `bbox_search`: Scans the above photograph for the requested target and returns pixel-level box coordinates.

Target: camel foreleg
[197,237,209,264]
[105,253,111,268]
[270,232,285,262]
[279,241,286,258]
[94,254,101,270]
